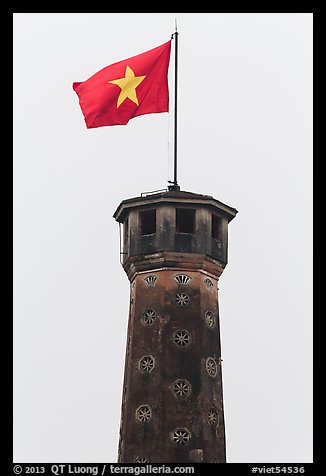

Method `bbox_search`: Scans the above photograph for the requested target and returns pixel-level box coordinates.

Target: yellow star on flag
[109,65,146,108]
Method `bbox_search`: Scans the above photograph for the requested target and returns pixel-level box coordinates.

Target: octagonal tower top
[113,190,237,277]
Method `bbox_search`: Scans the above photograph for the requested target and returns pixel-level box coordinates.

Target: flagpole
[168,22,180,192]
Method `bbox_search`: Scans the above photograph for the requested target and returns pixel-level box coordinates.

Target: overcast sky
[13,13,313,463]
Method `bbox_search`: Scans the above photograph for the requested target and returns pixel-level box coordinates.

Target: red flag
[73,40,171,128]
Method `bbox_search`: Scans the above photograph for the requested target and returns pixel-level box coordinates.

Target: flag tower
[114,190,237,463]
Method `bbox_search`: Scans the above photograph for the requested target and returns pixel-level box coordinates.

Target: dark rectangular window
[176,208,195,234]
[123,218,129,244]
[212,214,222,241]
[140,209,156,235]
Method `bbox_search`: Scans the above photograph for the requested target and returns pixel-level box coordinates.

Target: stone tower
[113,189,237,463]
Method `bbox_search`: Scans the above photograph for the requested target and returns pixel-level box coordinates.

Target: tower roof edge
[113,190,238,223]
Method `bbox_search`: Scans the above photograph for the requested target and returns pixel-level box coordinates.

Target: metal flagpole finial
[171,18,178,39]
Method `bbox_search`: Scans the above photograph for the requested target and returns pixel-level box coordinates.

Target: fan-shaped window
[174,274,191,285]
[144,275,157,287]
[204,277,214,290]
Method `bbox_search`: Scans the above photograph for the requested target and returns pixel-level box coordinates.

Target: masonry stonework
[114,191,237,463]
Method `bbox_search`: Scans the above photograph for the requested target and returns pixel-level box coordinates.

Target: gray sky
[13,13,313,463]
